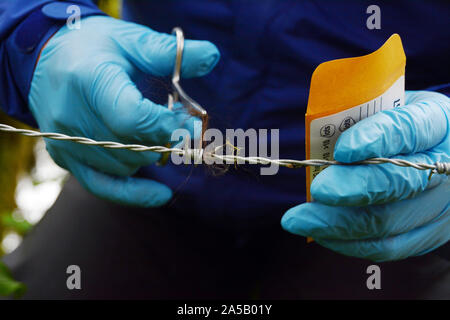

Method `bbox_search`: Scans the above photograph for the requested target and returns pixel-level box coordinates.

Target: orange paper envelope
[305,34,406,202]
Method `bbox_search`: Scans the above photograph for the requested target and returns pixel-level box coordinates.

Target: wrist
[4,2,105,127]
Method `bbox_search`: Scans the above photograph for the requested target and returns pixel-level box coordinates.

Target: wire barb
[0,123,448,175]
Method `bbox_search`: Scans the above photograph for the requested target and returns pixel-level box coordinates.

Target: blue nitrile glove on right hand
[282,90,450,261]
[28,16,219,207]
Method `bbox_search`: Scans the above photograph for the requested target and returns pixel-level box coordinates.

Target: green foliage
[1,212,33,236]
[0,111,35,297]
[98,0,121,18]
[0,261,25,299]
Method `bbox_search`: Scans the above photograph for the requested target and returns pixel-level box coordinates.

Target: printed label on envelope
[305,34,406,201]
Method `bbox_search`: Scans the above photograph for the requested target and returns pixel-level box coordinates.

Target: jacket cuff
[3,1,105,127]
[426,83,450,98]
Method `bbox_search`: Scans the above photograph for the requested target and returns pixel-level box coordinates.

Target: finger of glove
[88,63,193,145]
[171,119,201,148]
[172,103,200,138]
[45,140,142,177]
[69,160,172,207]
[171,104,202,147]
[311,150,449,206]
[45,117,161,174]
[282,179,449,241]
[315,208,450,262]
[334,90,450,163]
[115,21,220,78]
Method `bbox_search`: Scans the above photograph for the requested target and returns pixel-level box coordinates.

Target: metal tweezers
[167,27,208,150]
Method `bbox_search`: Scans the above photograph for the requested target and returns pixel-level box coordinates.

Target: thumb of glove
[108,17,220,78]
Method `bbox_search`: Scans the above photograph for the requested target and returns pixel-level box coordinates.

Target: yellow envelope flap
[306,34,406,119]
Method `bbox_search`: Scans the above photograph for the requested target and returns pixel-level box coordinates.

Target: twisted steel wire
[0,123,448,175]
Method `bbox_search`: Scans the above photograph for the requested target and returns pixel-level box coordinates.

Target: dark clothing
[3,177,449,299]
[1,1,449,299]
[0,0,449,223]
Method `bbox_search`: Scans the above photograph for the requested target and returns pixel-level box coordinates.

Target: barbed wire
[0,123,448,175]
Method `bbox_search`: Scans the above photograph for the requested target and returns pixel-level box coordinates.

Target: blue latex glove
[29,16,219,207]
[282,90,450,261]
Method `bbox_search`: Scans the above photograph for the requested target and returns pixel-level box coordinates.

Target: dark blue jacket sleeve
[426,83,450,98]
[0,0,104,127]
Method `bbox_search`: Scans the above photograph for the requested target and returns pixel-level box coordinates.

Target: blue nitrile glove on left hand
[282,90,450,261]
[28,16,219,207]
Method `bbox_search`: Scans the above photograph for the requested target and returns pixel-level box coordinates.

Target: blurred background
[0,0,120,298]
[0,112,69,256]
[0,111,68,296]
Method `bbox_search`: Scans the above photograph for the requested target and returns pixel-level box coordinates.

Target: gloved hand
[282,90,450,261]
[29,16,219,207]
